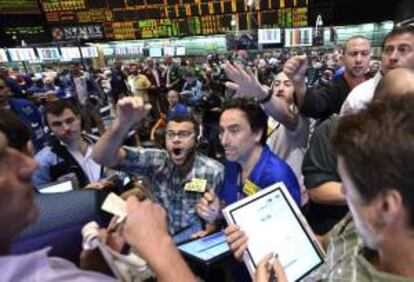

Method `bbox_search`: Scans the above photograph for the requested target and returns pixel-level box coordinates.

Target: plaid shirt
[116,147,224,235]
[304,214,412,281]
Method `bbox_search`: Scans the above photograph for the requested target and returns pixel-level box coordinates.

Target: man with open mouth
[92,96,224,238]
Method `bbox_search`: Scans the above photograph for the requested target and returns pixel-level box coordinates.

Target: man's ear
[379,190,404,228]
[254,129,264,145]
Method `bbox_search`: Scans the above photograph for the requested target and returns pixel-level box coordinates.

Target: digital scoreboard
[40,0,308,41]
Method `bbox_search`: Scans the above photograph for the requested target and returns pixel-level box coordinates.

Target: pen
[268,253,279,282]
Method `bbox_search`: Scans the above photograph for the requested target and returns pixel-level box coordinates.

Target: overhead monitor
[114,46,141,56]
[37,47,60,60]
[258,29,282,44]
[81,47,99,58]
[8,48,37,61]
[126,46,141,56]
[115,46,128,56]
[163,46,175,56]
[60,47,81,59]
[176,46,186,56]
[149,47,162,57]
[103,47,114,56]
[284,27,313,47]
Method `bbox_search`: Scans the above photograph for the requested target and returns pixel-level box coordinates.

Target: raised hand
[283,55,308,85]
[224,62,269,100]
[115,97,152,128]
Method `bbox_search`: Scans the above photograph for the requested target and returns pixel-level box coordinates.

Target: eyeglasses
[166,130,194,140]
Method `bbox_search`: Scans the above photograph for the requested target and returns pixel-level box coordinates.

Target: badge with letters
[184,178,207,193]
[242,179,260,196]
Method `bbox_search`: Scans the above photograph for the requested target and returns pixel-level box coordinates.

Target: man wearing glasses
[92,97,224,237]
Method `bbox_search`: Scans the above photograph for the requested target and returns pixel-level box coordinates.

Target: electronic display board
[3,27,46,37]
[40,0,308,41]
[0,0,41,14]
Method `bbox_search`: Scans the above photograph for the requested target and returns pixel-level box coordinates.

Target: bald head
[374,68,414,100]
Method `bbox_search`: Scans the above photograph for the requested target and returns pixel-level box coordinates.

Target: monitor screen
[103,47,114,56]
[60,47,81,59]
[8,48,37,61]
[163,46,175,56]
[37,47,60,60]
[258,29,282,44]
[284,28,313,47]
[149,47,162,57]
[176,46,186,56]
[81,47,98,58]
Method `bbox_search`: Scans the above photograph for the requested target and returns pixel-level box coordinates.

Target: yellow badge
[242,179,260,196]
[184,178,207,193]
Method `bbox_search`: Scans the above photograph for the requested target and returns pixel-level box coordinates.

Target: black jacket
[300,75,351,121]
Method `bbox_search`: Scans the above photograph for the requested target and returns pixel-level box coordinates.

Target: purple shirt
[0,247,116,281]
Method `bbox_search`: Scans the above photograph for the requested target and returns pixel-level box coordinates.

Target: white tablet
[223,182,325,281]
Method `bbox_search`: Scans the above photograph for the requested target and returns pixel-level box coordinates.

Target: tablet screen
[173,221,203,245]
[177,231,230,263]
[226,184,324,281]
